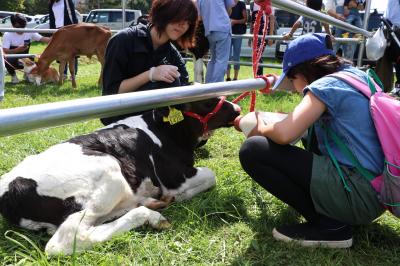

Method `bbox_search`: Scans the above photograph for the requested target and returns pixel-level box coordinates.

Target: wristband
[149,67,155,82]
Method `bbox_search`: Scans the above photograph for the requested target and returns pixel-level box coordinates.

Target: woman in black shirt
[101,0,198,125]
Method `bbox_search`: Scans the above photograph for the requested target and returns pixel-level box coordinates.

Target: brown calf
[36,23,112,88]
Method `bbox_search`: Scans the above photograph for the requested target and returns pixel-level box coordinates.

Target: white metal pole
[0,48,5,102]
[271,0,373,37]
[357,0,372,67]
[0,78,274,137]
[122,0,126,29]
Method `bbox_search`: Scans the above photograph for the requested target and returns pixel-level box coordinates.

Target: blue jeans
[344,12,363,60]
[228,37,243,71]
[205,31,231,83]
[333,6,346,57]
[63,58,79,76]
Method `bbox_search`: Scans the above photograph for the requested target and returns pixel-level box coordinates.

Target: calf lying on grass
[0,97,240,255]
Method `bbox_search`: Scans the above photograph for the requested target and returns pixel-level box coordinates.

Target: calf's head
[176,97,241,132]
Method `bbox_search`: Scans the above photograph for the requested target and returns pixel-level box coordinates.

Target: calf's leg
[58,61,66,86]
[45,169,128,255]
[167,167,216,201]
[68,58,77,88]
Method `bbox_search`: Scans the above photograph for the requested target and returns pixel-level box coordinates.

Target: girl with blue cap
[239,33,385,248]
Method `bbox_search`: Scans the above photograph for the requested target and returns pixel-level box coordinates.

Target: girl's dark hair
[10,13,27,28]
[286,35,352,83]
[306,0,323,11]
[150,0,198,49]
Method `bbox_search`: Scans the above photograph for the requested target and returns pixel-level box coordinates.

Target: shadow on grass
[230,190,400,265]
[194,145,210,159]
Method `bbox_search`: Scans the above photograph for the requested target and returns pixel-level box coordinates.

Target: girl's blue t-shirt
[304,65,384,174]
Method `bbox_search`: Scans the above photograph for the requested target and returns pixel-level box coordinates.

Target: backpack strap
[328,69,383,98]
[323,71,380,189]
[323,125,376,183]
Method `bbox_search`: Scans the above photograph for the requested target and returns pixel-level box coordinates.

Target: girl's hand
[282,33,292,40]
[248,112,267,137]
[152,65,180,83]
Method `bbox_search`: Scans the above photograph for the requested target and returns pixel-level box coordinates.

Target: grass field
[0,43,399,265]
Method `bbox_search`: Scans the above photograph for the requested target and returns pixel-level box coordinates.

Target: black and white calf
[0,97,240,255]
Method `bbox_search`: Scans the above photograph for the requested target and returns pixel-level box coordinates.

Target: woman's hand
[14,45,28,53]
[151,65,180,83]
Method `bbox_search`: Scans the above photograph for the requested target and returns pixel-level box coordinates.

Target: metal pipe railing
[233,34,363,43]
[357,0,373,66]
[3,54,36,59]
[0,78,274,137]
[271,0,373,38]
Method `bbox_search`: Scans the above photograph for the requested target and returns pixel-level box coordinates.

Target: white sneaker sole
[272,228,353,249]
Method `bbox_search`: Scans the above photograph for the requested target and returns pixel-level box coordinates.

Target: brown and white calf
[35,23,111,88]
[0,97,240,255]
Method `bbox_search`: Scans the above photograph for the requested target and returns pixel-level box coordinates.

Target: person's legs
[394,62,400,87]
[226,41,234,81]
[239,136,352,248]
[205,31,231,83]
[333,27,344,56]
[239,136,319,222]
[375,47,394,92]
[5,57,23,83]
[231,37,242,80]
[63,58,79,77]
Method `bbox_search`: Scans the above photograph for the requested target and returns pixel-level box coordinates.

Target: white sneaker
[11,75,19,84]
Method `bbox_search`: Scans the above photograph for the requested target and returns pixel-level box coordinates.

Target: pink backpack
[326,70,400,217]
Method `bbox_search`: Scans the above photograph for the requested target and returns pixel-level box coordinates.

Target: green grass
[1,43,400,265]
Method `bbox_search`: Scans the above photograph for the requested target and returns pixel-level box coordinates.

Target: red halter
[183,96,226,134]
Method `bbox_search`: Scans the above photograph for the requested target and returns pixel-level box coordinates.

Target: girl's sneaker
[272,222,353,248]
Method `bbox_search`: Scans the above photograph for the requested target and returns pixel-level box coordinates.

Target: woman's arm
[283,18,302,40]
[248,91,326,144]
[231,5,248,25]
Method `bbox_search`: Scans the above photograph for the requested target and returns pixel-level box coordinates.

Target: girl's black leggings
[239,136,340,225]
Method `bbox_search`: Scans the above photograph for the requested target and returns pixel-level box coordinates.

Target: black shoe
[272,222,353,248]
[226,78,231,81]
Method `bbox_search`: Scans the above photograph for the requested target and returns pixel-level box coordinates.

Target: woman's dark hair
[150,0,198,49]
[10,13,27,28]
[306,0,323,11]
[286,35,352,83]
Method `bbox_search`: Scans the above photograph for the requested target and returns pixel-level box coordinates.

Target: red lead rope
[232,0,273,112]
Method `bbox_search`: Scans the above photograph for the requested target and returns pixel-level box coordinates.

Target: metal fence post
[0,48,5,101]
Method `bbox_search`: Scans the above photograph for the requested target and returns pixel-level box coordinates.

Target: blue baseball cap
[272,33,335,91]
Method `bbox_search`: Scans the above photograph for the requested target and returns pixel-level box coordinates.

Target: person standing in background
[48,0,78,80]
[197,0,236,83]
[226,0,247,81]
[375,0,400,93]
[342,0,364,61]
[324,0,347,58]
[283,0,332,40]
